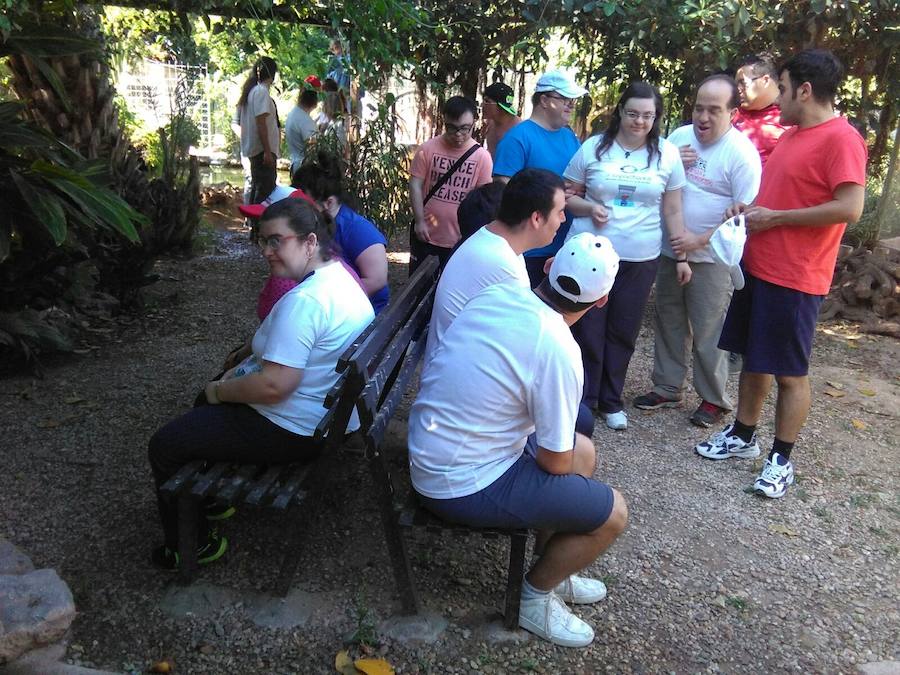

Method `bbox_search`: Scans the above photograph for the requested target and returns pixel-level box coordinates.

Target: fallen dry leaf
[355,658,395,675]
[857,387,877,397]
[768,523,798,537]
[335,650,359,675]
[823,389,846,398]
[826,380,844,390]
[65,396,84,405]
[150,659,173,673]
[850,418,867,430]
[198,644,214,655]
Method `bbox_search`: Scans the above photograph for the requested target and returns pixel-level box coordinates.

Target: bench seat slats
[160,460,206,496]
[399,503,527,539]
[217,463,260,503]
[271,462,316,510]
[245,465,285,506]
[191,461,231,497]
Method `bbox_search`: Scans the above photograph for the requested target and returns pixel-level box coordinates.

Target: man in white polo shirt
[409,233,628,648]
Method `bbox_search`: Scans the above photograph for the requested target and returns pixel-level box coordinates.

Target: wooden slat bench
[341,255,528,630]
[156,256,444,594]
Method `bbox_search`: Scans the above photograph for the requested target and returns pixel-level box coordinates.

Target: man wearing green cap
[482,82,522,158]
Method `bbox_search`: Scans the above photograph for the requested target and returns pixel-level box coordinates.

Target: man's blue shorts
[417,434,615,533]
[719,270,824,376]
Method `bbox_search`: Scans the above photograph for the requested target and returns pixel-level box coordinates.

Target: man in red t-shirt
[733,53,792,166]
[696,49,867,500]
[409,96,493,273]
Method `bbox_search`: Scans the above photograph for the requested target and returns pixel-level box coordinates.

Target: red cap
[237,188,316,219]
[304,75,322,90]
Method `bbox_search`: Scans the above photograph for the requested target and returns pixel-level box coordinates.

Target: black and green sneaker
[151,531,228,571]
[204,504,236,522]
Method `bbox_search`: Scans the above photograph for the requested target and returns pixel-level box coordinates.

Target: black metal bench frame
[343,256,528,630]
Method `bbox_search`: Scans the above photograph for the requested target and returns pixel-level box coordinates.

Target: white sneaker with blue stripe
[695,424,760,460]
[753,452,795,498]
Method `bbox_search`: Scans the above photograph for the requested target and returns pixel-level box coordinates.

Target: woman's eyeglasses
[256,234,299,251]
[623,110,657,121]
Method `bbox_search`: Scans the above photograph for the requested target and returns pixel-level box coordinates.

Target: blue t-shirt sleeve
[493,127,527,177]
[334,207,387,263]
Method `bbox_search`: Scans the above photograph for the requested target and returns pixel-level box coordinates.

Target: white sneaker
[695,423,760,459]
[518,592,595,647]
[554,574,607,604]
[604,410,627,430]
[753,452,794,498]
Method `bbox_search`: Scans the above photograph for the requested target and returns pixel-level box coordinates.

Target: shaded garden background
[1,0,897,369]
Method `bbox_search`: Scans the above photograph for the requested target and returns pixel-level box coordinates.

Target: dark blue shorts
[718,271,824,376]
[417,434,615,533]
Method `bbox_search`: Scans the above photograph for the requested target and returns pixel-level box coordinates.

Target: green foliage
[133,114,201,172]
[311,95,411,238]
[0,101,143,255]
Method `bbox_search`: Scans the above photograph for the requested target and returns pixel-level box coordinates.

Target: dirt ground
[1,205,898,674]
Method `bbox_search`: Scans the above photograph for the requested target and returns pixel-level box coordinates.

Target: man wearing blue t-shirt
[493,70,588,286]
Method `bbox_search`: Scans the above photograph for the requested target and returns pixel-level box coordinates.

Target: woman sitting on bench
[147,199,375,570]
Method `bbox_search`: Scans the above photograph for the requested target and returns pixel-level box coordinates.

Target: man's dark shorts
[418,434,615,533]
[719,270,824,376]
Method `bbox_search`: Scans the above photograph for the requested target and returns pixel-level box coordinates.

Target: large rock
[0,539,34,575]
[0,568,76,664]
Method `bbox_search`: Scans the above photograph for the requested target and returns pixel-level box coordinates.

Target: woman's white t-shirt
[233,262,374,436]
[564,134,686,262]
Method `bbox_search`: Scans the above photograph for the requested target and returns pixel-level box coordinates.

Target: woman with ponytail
[238,56,280,204]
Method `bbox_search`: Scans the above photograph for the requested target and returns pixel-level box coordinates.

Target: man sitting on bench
[408,232,628,647]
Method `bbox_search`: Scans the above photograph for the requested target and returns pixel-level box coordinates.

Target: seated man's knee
[574,433,596,477]
[605,489,628,535]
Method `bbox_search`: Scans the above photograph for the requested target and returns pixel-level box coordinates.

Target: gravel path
[1,225,898,674]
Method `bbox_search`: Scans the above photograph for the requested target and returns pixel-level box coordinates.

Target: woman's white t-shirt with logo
[564,134,686,262]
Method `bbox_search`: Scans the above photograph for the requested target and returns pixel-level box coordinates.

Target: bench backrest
[320,256,439,450]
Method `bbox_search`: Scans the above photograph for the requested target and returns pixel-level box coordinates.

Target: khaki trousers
[651,256,734,409]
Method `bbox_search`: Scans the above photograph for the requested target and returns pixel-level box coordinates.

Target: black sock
[770,438,794,462]
[731,419,756,443]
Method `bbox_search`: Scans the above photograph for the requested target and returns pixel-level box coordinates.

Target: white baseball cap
[534,70,588,99]
[545,233,620,311]
[709,214,747,290]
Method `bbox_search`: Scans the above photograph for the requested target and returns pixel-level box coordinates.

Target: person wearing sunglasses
[493,70,588,287]
[564,81,690,431]
[409,96,493,273]
[732,52,793,166]
[147,199,374,570]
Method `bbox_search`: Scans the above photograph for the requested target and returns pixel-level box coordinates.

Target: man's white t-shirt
[410,284,582,500]
[234,262,374,436]
[662,125,761,263]
[564,135,686,261]
[285,106,318,169]
[425,225,529,364]
[240,83,279,159]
